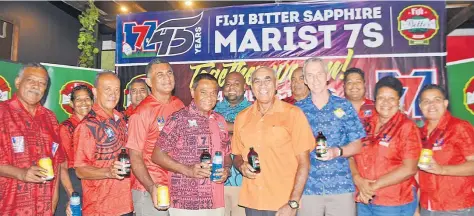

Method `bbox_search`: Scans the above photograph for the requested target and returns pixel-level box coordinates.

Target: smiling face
[129,81,149,107]
[191,79,219,114]
[304,61,329,94]
[71,89,92,118]
[146,63,175,95]
[223,72,246,105]
[375,87,400,120]
[419,88,448,122]
[15,67,49,107]
[344,72,366,102]
[251,67,276,104]
[93,73,121,112]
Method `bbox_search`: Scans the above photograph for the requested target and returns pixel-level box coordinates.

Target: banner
[116,1,446,120]
[0,61,99,123]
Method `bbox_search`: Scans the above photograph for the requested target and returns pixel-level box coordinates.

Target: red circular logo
[464,77,474,115]
[398,5,439,45]
[59,81,93,115]
[0,75,12,102]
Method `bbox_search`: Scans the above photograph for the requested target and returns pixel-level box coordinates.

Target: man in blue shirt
[295,57,366,216]
[214,72,251,216]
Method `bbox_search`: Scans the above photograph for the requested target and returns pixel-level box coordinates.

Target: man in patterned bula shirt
[152,74,231,216]
[214,72,251,216]
[296,58,366,216]
[0,63,65,215]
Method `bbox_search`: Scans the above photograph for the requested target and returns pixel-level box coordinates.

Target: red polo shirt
[0,95,65,215]
[59,114,81,168]
[354,111,421,206]
[74,104,132,215]
[419,111,474,211]
[358,98,375,120]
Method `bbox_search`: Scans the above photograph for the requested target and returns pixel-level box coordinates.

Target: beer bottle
[200,149,212,167]
[315,131,328,158]
[70,192,82,216]
[247,147,261,173]
[118,148,131,177]
[211,151,223,181]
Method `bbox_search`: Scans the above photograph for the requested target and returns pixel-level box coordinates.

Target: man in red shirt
[124,78,150,120]
[343,67,375,120]
[282,67,310,104]
[152,74,231,216]
[126,59,184,216]
[74,72,133,215]
[0,63,65,215]
[418,84,474,215]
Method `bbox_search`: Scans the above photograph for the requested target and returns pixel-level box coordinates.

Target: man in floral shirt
[295,58,366,216]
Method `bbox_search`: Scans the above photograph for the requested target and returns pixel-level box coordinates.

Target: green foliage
[77,0,99,68]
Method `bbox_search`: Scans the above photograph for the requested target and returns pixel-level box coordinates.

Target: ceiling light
[184,0,193,7]
[120,6,128,13]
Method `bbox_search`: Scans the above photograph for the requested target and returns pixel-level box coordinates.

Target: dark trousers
[55,168,82,216]
[245,208,277,216]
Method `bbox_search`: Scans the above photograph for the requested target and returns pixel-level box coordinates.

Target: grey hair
[145,58,172,77]
[17,63,48,79]
[94,71,118,87]
[251,66,278,81]
[302,57,327,75]
[128,78,150,93]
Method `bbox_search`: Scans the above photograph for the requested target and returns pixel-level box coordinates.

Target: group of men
[0,57,473,216]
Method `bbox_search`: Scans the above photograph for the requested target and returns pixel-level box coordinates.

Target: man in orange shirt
[74,72,133,215]
[418,84,474,215]
[124,78,150,120]
[0,63,65,215]
[232,67,314,216]
[126,59,184,216]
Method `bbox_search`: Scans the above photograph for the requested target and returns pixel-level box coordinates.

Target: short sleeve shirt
[295,93,366,195]
[125,95,184,191]
[214,98,251,187]
[419,112,474,211]
[59,114,81,168]
[232,98,314,211]
[157,101,230,210]
[354,112,421,206]
[0,95,65,215]
[73,104,132,215]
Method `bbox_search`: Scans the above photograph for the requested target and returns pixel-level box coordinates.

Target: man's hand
[353,174,376,204]
[213,167,230,183]
[275,203,297,216]
[239,161,258,179]
[315,147,339,161]
[148,184,169,211]
[20,166,48,183]
[419,158,446,175]
[66,201,72,216]
[106,161,126,180]
[186,163,211,179]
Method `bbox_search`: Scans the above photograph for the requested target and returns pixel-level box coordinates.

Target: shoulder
[451,117,474,133]
[170,96,185,108]
[331,95,352,107]
[235,105,252,120]
[0,101,10,117]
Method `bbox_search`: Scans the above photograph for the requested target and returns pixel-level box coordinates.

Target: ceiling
[50,1,474,38]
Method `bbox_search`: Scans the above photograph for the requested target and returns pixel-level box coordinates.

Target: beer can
[38,157,54,180]
[418,149,433,169]
[157,185,170,208]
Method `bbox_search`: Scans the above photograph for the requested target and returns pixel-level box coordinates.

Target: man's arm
[75,162,124,180]
[151,146,209,178]
[130,149,156,192]
[0,165,47,183]
[60,162,74,197]
[341,139,362,157]
[52,172,60,214]
[289,150,310,201]
[424,156,474,176]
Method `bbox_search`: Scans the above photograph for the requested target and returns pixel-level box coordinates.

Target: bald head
[223,72,246,105]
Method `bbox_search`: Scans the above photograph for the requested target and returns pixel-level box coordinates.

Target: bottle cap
[72,192,80,197]
[215,151,222,156]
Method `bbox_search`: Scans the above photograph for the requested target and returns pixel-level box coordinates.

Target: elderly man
[0,63,65,215]
[232,67,314,216]
[124,78,150,119]
[214,72,252,216]
[126,59,184,216]
[295,58,366,216]
[282,67,310,104]
[152,74,231,216]
[74,72,133,215]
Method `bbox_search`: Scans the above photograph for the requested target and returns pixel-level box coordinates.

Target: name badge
[52,142,59,157]
[12,136,25,153]
[378,141,390,147]
[432,146,442,151]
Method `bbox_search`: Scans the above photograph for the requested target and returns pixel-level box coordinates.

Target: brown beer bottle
[315,131,328,158]
[200,149,212,166]
[118,148,131,177]
[247,147,261,173]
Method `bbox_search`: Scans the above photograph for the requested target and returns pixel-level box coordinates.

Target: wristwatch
[337,146,343,157]
[288,200,299,209]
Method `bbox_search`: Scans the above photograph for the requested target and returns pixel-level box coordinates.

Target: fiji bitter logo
[398,5,439,45]
[0,75,12,102]
[122,12,203,58]
[59,81,93,115]
[464,77,474,115]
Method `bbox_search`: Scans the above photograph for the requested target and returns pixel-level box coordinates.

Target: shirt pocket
[270,126,292,154]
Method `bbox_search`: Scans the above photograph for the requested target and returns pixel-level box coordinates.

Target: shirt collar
[250,96,283,116]
[10,93,45,117]
[424,111,452,132]
[188,100,215,118]
[91,103,122,121]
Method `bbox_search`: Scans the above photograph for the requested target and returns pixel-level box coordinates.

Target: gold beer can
[418,149,433,169]
[157,185,170,208]
[38,157,54,180]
